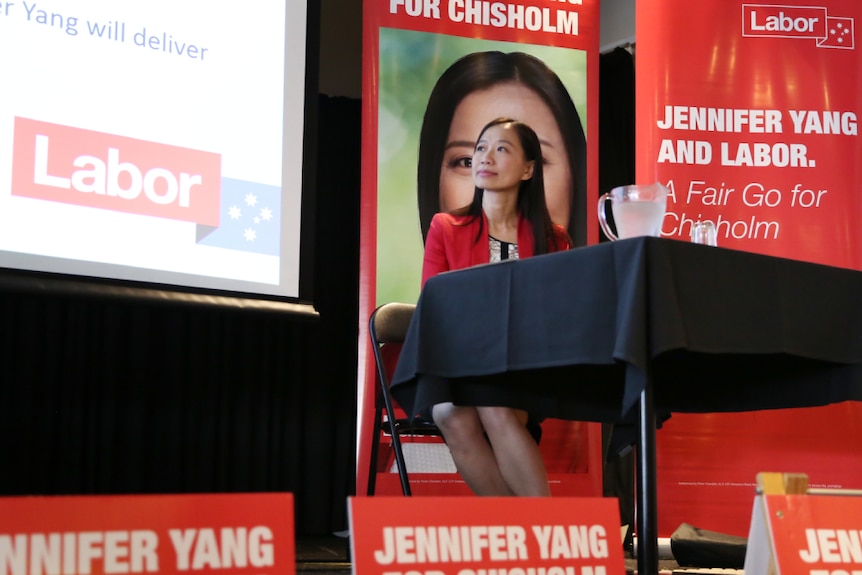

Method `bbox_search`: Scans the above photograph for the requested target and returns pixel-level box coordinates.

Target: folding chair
[367,302,444,495]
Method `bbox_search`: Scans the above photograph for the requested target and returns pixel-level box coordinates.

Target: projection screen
[0,0,317,314]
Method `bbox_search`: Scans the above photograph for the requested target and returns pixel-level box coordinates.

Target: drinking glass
[691,220,718,246]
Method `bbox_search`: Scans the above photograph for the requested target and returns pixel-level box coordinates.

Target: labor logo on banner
[742,5,855,49]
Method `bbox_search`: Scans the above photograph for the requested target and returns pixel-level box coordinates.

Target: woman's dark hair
[417,51,587,245]
[456,118,557,256]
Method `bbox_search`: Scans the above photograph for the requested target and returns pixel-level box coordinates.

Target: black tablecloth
[391,236,862,426]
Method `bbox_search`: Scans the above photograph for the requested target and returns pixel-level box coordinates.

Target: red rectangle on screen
[11,117,221,226]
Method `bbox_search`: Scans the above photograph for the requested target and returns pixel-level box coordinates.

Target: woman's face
[439,82,572,228]
[472,123,534,195]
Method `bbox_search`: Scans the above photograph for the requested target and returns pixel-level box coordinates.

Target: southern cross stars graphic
[820,16,855,49]
[196,178,282,256]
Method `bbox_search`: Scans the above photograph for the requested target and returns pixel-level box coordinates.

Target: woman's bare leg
[432,402,513,495]
[478,406,551,496]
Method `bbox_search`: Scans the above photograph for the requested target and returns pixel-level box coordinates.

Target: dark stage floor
[296,535,351,573]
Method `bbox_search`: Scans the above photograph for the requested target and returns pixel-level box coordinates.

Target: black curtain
[599,46,636,202]
[599,46,636,537]
[0,94,362,536]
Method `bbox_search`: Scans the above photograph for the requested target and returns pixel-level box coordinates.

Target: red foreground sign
[0,493,295,575]
[746,493,862,574]
[348,496,623,575]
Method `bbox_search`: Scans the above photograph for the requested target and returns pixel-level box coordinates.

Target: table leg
[636,372,659,575]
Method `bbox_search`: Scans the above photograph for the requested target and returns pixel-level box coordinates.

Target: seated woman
[421,117,571,496]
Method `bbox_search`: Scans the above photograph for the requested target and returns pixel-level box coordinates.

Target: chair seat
[390,418,443,436]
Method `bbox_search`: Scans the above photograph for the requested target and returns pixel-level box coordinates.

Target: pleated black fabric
[599,46,636,242]
[599,46,637,532]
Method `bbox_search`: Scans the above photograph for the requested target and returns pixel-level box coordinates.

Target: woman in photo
[417,51,587,247]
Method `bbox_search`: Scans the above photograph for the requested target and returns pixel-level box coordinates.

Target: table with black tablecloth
[390,236,862,575]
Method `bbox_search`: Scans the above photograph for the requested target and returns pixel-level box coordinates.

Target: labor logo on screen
[11,117,281,257]
[11,117,221,225]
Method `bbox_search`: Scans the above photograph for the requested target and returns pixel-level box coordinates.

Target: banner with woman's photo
[636,0,862,536]
[358,0,601,496]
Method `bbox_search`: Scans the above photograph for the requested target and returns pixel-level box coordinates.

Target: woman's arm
[421,214,451,287]
[551,224,572,252]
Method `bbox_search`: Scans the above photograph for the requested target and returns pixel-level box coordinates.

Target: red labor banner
[637,0,862,537]
[358,0,602,497]
[637,0,860,268]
